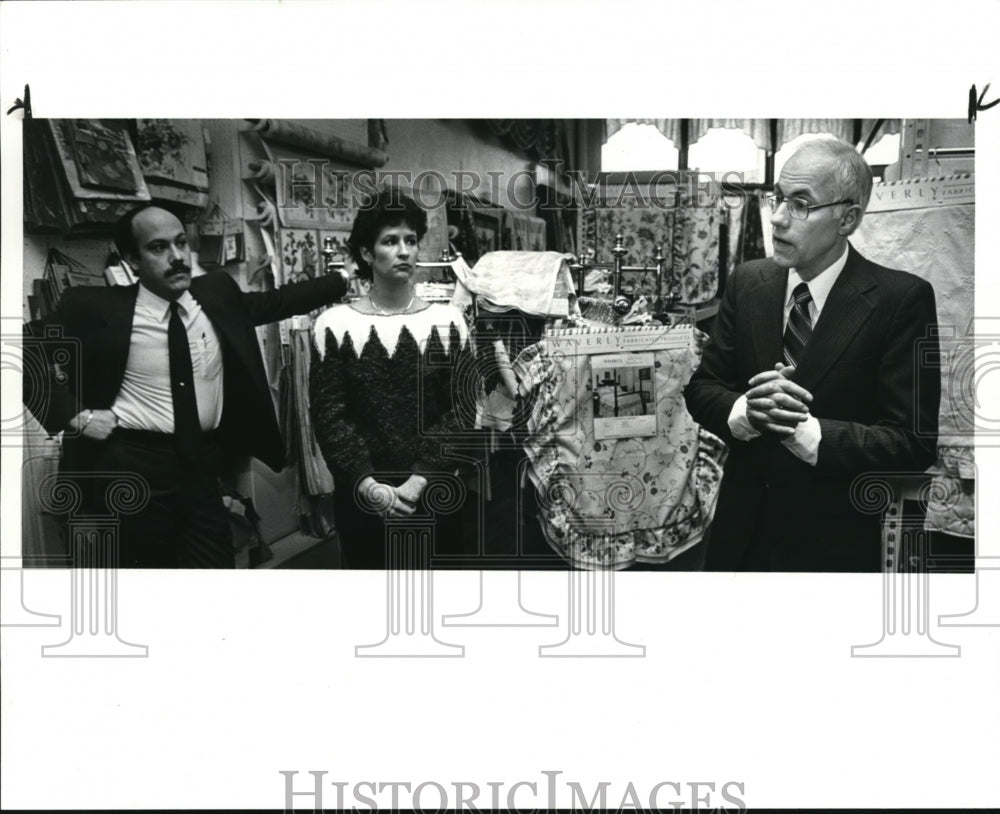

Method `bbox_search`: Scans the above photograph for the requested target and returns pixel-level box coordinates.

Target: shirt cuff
[728,394,762,441]
[781,414,821,465]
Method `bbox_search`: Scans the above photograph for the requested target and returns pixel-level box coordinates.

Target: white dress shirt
[727,243,850,465]
[112,286,224,433]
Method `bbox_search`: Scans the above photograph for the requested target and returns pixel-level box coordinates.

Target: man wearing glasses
[685,138,940,571]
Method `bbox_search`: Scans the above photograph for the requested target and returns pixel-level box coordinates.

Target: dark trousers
[62,430,234,569]
[332,474,469,569]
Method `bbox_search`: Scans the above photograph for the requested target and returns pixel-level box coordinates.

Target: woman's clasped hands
[358,474,429,518]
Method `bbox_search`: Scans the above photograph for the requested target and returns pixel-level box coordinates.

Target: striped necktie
[783,282,813,366]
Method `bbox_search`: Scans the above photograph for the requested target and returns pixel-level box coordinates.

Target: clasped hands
[359,474,428,518]
[745,363,813,437]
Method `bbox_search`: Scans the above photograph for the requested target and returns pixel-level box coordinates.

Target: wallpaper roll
[245,187,277,229]
[258,141,356,231]
[246,119,387,167]
[246,159,276,185]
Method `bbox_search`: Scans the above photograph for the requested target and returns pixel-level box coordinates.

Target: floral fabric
[582,196,674,304]
[925,445,975,539]
[511,328,727,568]
[672,191,722,304]
[580,188,724,305]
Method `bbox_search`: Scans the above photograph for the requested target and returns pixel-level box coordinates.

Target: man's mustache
[167,264,191,276]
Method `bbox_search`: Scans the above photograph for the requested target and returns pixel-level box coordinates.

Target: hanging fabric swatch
[738,190,767,266]
[503,211,548,252]
[671,189,723,304]
[509,324,727,568]
[287,325,336,497]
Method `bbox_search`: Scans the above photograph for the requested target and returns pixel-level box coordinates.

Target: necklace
[369,290,415,315]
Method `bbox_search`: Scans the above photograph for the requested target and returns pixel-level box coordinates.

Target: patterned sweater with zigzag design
[310,303,473,488]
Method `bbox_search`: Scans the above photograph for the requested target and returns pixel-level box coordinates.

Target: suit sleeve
[814,277,940,477]
[22,290,84,435]
[240,273,347,326]
[683,269,745,445]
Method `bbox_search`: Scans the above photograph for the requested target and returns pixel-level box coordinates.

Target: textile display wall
[134,118,209,208]
[24,118,210,231]
[249,133,357,293]
[248,125,448,276]
[24,119,151,232]
[242,124,369,524]
[579,191,674,303]
[851,176,975,538]
[249,122,453,264]
[579,186,727,305]
[257,138,357,231]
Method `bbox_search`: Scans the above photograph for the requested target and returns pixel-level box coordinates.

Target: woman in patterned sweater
[310,190,475,567]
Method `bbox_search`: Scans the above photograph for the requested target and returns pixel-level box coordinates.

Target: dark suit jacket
[684,244,940,571]
[25,271,345,472]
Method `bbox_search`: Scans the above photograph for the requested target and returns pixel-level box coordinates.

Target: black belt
[116,428,220,447]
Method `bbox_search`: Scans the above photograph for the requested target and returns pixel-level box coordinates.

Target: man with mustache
[25,204,347,567]
[684,138,940,571]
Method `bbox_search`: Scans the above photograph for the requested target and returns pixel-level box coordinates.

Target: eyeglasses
[765,192,854,220]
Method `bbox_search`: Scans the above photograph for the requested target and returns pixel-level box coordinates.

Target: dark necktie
[783,282,813,366]
[168,301,202,458]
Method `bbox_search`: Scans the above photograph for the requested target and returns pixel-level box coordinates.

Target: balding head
[788,138,873,214]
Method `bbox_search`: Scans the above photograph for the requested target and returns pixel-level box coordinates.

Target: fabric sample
[510,326,727,568]
[672,191,723,304]
[455,251,576,318]
[287,326,335,497]
[583,191,675,304]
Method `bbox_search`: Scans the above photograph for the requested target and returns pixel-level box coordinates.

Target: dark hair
[348,188,428,281]
[113,202,183,259]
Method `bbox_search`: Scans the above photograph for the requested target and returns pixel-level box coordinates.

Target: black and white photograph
[13,115,979,574]
[1,1,998,812]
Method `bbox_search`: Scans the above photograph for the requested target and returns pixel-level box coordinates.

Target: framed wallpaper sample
[278,228,321,285]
